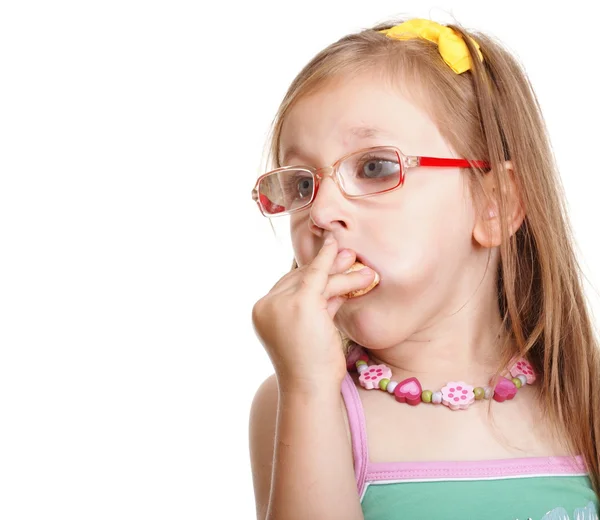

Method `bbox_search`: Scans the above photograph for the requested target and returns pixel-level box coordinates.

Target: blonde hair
[262,19,600,492]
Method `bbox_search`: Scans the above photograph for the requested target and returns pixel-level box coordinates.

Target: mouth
[352,253,381,288]
[354,253,375,272]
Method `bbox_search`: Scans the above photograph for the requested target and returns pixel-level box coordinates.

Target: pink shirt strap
[341,372,369,497]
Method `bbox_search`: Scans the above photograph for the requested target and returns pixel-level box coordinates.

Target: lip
[348,251,379,278]
[354,252,373,270]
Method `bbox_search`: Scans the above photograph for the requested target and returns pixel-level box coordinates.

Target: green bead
[421,390,433,403]
[356,360,367,367]
[473,387,485,400]
[379,378,390,391]
[512,377,522,389]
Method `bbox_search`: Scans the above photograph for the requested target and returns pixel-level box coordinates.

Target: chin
[336,304,399,350]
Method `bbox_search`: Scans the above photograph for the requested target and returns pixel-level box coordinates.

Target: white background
[1,1,599,518]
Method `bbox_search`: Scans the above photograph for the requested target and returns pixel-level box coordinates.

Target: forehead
[279,75,454,166]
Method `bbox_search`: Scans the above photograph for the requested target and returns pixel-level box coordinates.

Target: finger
[329,249,356,275]
[269,247,353,297]
[302,237,340,291]
[326,295,346,318]
[322,267,377,300]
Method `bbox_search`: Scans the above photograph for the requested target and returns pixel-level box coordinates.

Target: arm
[249,374,363,520]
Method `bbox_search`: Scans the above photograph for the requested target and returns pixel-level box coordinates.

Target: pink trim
[341,372,369,496]
[341,373,588,490]
[366,455,588,482]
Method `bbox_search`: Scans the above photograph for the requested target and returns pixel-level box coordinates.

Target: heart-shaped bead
[394,377,422,406]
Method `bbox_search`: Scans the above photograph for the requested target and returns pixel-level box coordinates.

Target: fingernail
[360,267,374,275]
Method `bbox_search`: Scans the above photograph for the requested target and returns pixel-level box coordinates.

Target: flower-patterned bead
[493,376,517,402]
[441,381,475,410]
[386,381,398,394]
[359,364,392,390]
[357,363,369,374]
[432,391,442,404]
[509,358,536,384]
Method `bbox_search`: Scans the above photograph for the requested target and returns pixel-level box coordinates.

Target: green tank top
[341,373,599,519]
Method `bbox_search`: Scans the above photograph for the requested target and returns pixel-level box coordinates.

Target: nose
[308,166,349,235]
[315,165,335,180]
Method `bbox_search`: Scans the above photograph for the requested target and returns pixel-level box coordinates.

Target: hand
[252,238,377,392]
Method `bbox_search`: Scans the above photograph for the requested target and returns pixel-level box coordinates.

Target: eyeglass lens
[258,148,401,215]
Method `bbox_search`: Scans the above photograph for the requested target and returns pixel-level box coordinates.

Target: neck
[366,287,510,389]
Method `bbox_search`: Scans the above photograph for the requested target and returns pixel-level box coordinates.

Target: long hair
[261,19,600,493]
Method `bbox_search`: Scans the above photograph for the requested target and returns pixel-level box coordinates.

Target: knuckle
[299,277,312,291]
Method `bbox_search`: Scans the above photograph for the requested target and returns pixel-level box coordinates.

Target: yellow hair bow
[379,19,483,74]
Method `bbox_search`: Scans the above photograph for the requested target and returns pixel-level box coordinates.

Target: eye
[360,158,399,179]
[295,175,314,198]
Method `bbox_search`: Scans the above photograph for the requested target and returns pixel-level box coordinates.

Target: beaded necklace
[346,345,536,410]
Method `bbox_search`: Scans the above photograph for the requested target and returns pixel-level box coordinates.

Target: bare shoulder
[249,372,353,454]
[249,373,279,520]
[249,373,354,519]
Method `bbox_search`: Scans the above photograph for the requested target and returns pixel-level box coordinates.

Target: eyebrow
[280,125,393,165]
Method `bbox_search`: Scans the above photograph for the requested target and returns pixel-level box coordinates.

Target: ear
[473,161,525,248]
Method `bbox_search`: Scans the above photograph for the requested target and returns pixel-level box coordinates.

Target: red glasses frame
[251,146,490,217]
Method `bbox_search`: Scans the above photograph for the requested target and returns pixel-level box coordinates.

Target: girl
[248,18,600,520]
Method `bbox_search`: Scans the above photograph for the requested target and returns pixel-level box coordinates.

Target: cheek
[373,180,475,282]
[290,215,314,266]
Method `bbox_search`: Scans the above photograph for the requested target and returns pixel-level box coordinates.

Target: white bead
[432,391,442,404]
[386,381,398,394]
[357,364,369,374]
[517,374,527,386]
[484,386,493,399]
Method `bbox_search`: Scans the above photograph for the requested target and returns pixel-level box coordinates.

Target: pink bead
[509,358,536,384]
[345,344,366,371]
[493,376,517,402]
[393,377,422,406]
[441,381,474,410]
[359,364,392,390]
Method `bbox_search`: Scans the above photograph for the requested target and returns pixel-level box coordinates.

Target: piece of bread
[344,261,380,298]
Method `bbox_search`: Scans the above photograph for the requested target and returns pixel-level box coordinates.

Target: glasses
[251,146,490,217]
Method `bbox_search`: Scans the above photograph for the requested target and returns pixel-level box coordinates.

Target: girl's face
[279,75,485,349]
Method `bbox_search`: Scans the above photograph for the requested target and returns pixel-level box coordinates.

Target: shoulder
[248,372,354,470]
[249,373,353,445]
[249,373,356,518]
[249,374,279,454]
[248,374,278,520]
[249,373,279,459]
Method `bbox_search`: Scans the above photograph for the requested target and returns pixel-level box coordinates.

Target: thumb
[326,296,346,318]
